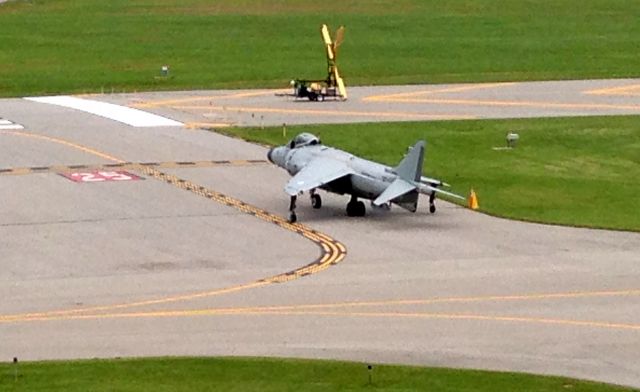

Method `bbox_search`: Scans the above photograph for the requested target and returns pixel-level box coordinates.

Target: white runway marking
[0,118,24,130]
[24,96,183,127]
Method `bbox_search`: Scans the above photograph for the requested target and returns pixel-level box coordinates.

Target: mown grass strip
[0,357,636,392]
[1,0,640,96]
[226,115,640,232]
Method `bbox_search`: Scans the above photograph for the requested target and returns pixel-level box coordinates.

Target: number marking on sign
[60,170,142,183]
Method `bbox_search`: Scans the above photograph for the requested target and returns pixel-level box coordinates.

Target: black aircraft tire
[346,202,356,217]
[429,204,436,214]
[289,213,297,223]
[356,201,366,217]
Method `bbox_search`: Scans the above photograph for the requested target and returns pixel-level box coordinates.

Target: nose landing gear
[288,195,297,223]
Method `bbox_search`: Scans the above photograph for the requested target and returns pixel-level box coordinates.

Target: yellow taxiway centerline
[365,97,640,111]
[363,82,517,102]
[3,307,639,333]
[0,130,125,163]
[133,90,288,109]
[584,84,640,96]
[172,104,475,120]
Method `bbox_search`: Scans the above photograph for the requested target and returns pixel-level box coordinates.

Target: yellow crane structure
[289,24,348,101]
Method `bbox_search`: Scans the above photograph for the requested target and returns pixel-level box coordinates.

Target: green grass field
[227,115,640,232]
[1,0,639,96]
[0,357,636,392]
[1,1,639,389]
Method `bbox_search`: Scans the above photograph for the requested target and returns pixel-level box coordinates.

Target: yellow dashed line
[0,160,269,176]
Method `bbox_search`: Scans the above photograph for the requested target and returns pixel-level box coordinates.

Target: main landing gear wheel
[346,198,366,217]
[311,193,322,209]
[429,192,436,214]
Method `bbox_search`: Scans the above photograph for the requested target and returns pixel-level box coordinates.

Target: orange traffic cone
[468,189,479,210]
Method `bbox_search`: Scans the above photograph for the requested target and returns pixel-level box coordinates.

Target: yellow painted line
[368,97,640,111]
[172,104,475,120]
[133,96,220,109]
[184,122,233,129]
[363,83,516,102]
[133,90,287,109]
[0,131,125,163]
[584,83,640,96]
[324,288,640,308]
[111,288,638,315]
[0,132,347,324]
[240,310,640,332]
[5,307,639,333]
[209,288,640,312]
[218,90,289,99]
[0,160,269,176]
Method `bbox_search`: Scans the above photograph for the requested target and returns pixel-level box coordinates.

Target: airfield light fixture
[506,132,520,148]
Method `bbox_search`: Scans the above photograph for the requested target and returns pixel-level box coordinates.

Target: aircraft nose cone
[267,147,275,163]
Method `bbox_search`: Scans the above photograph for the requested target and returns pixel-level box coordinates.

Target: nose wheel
[288,195,297,223]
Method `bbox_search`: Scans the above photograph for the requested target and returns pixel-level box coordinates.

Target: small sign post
[13,357,18,382]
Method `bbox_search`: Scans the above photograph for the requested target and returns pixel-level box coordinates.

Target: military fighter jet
[267,133,464,222]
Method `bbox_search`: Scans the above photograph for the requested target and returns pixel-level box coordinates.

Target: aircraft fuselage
[269,144,409,201]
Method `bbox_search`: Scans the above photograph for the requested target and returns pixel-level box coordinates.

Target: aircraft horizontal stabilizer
[418,184,466,200]
[420,175,449,187]
[373,178,416,206]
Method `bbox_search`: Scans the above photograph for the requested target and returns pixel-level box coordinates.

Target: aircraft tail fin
[395,140,425,182]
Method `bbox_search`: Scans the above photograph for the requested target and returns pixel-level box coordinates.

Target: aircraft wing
[373,178,416,206]
[284,157,353,196]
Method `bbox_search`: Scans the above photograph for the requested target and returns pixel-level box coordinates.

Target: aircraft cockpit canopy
[289,132,321,148]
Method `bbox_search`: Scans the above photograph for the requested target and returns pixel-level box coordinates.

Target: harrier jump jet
[267,133,464,222]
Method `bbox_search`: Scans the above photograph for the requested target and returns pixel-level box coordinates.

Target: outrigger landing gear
[429,192,436,214]
[289,195,297,223]
[346,196,366,217]
[310,189,322,209]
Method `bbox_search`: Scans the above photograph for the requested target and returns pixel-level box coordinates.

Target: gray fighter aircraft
[267,133,464,223]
